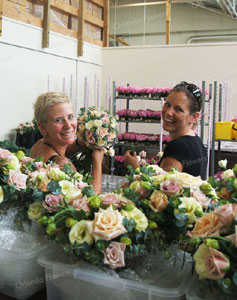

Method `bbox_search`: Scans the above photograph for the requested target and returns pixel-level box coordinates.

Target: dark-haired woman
[124,81,207,179]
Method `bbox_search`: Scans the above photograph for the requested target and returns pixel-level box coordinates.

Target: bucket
[215,122,234,140]
[232,123,237,140]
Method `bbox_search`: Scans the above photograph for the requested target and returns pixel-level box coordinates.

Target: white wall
[102,43,237,137]
[110,2,237,45]
[0,17,103,141]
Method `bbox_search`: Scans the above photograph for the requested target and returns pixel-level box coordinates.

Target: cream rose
[78,123,85,133]
[121,207,148,232]
[28,202,42,220]
[59,180,81,200]
[0,186,4,204]
[96,127,108,139]
[194,244,230,280]
[107,148,115,157]
[93,119,103,128]
[6,155,20,171]
[48,168,69,181]
[218,159,227,169]
[170,171,203,188]
[85,120,95,130]
[177,197,203,225]
[104,242,126,269]
[69,220,94,245]
[191,212,223,238]
[87,206,127,241]
[223,169,234,180]
[149,190,168,212]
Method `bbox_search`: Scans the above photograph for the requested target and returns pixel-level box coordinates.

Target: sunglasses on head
[179,81,202,100]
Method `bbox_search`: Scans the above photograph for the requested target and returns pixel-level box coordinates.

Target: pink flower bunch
[231,115,237,122]
[117,132,170,144]
[116,109,161,121]
[116,85,173,98]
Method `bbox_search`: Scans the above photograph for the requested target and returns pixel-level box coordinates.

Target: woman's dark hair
[171,81,203,114]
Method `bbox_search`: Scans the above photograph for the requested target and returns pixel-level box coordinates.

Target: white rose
[87,206,127,241]
[223,169,234,180]
[121,207,148,232]
[177,197,203,225]
[170,171,203,188]
[69,220,94,245]
[110,120,117,128]
[94,110,102,117]
[7,155,20,171]
[93,120,103,128]
[85,120,95,130]
[48,167,69,181]
[59,180,81,199]
[218,159,227,169]
[107,148,115,157]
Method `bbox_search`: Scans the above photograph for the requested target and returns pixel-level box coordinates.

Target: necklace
[43,142,62,156]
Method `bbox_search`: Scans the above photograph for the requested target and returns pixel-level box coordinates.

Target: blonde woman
[30,92,104,194]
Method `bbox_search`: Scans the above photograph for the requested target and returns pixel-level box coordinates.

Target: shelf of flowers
[116,85,172,99]
[116,132,170,146]
[116,109,162,122]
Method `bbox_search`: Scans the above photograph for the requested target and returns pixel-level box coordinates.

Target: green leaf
[47,181,62,194]
[82,186,95,197]
[233,272,237,286]
[122,217,136,232]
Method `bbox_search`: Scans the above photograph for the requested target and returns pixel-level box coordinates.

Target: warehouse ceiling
[111,0,237,18]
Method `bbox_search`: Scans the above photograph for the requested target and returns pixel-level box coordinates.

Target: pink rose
[21,157,33,164]
[214,204,234,226]
[87,136,96,145]
[191,189,210,208]
[35,161,44,169]
[194,244,230,280]
[139,151,146,159]
[0,148,13,165]
[97,127,108,139]
[8,169,27,190]
[73,197,90,214]
[43,194,63,212]
[214,171,224,180]
[104,242,126,269]
[160,179,182,196]
[76,181,88,190]
[85,129,93,139]
[149,190,168,212]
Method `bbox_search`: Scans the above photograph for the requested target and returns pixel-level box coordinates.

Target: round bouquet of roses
[74,107,118,174]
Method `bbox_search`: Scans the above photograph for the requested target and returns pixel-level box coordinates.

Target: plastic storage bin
[215,122,235,140]
[186,274,232,300]
[38,248,193,300]
[0,243,49,300]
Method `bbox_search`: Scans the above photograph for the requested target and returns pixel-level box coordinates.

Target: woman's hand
[124,150,140,168]
[92,147,105,164]
[91,147,105,195]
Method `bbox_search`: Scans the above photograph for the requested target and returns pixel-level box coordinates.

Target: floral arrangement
[116,109,161,121]
[75,107,118,174]
[117,132,170,145]
[117,164,218,252]
[0,148,157,270]
[16,121,36,135]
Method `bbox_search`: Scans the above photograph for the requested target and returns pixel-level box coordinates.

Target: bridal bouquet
[75,107,118,174]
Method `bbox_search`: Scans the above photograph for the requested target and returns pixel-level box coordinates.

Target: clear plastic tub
[0,244,49,300]
[38,247,192,300]
[186,274,231,300]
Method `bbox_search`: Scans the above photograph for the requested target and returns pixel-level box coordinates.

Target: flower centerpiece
[73,107,117,175]
[0,148,159,270]
[118,164,218,254]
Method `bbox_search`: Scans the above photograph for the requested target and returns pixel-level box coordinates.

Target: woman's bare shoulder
[30,139,55,162]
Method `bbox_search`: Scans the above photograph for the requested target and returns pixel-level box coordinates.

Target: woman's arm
[160,157,183,172]
[91,148,105,194]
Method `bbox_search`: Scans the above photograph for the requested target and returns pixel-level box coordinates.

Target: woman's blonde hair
[34,92,70,124]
